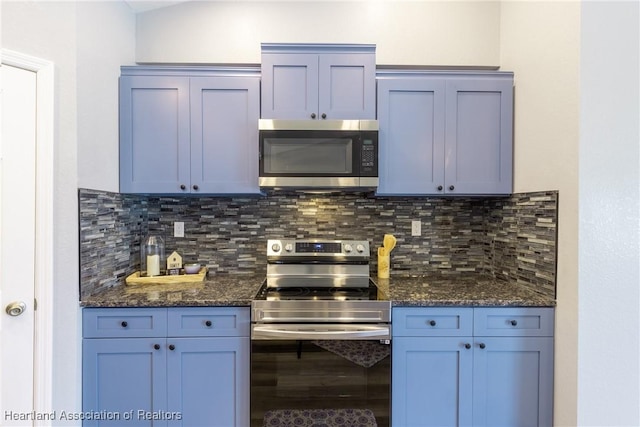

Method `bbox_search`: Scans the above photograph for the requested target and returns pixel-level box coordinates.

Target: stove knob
[356,244,365,253]
[344,244,353,253]
[271,243,281,253]
[284,243,294,252]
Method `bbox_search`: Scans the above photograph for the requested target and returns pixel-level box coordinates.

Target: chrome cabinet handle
[5,301,26,317]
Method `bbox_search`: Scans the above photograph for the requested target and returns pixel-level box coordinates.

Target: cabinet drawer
[474,307,554,337]
[392,307,473,337]
[83,308,167,338]
[168,307,250,337]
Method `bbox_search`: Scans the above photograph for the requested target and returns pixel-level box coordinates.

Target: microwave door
[259,131,362,188]
[263,137,354,175]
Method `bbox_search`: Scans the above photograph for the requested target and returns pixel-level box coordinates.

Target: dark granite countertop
[376,275,555,307]
[80,275,264,308]
[80,274,555,308]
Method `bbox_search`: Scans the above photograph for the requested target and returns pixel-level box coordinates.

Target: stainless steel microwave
[258,119,379,190]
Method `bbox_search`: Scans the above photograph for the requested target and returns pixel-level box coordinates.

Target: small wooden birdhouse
[167,251,183,275]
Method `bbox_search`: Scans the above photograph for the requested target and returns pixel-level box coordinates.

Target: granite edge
[390,299,556,307]
[79,276,556,308]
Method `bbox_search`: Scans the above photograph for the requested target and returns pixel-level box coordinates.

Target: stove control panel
[267,239,370,257]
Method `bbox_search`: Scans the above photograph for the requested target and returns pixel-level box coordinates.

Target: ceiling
[124,0,189,13]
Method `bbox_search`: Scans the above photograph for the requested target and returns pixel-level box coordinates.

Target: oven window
[262,137,354,175]
[251,340,390,427]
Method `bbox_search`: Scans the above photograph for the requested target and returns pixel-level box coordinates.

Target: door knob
[5,301,26,317]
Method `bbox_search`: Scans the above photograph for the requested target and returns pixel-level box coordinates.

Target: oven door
[250,324,391,427]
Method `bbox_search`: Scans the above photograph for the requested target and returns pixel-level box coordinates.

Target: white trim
[2,49,55,424]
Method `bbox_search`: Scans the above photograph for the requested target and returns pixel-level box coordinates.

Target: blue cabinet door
[392,337,473,427]
[318,53,376,120]
[167,306,251,338]
[472,337,554,427]
[376,73,513,196]
[166,337,250,427]
[445,78,513,195]
[260,53,319,120]
[377,78,446,195]
[119,76,191,194]
[83,308,251,426]
[190,77,261,194]
[261,48,376,120]
[82,338,168,427]
[392,307,554,427]
[83,307,168,338]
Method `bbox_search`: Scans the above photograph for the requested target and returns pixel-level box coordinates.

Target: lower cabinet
[82,307,250,427]
[392,307,554,427]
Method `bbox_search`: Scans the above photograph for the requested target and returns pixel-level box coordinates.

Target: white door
[0,64,37,426]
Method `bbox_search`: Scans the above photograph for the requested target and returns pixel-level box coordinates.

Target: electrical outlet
[174,222,185,238]
[411,220,421,237]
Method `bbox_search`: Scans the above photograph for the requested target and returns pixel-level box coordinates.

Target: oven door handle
[251,324,390,341]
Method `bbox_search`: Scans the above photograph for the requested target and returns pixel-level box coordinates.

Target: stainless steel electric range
[250,239,391,427]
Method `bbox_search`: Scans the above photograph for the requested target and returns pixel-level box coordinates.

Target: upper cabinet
[119,74,190,194]
[377,71,514,196]
[261,43,376,120]
[118,54,514,197]
[119,66,261,195]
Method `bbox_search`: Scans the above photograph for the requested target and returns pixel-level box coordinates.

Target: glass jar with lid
[140,234,165,276]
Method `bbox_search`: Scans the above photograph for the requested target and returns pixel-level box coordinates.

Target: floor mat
[312,340,390,368]
[263,408,378,426]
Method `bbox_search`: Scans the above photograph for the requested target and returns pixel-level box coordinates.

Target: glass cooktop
[254,279,383,302]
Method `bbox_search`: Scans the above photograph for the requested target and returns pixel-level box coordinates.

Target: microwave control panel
[359,134,378,176]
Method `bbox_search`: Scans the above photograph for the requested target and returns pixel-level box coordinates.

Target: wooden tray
[125,268,207,285]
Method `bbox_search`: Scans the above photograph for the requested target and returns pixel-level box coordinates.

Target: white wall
[1,1,135,422]
[499,2,580,425]
[77,2,136,192]
[578,1,640,425]
[135,0,501,66]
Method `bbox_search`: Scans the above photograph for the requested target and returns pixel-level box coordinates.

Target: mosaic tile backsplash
[79,189,558,299]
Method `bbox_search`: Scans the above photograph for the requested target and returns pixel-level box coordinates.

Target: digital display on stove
[296,242,342,253]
